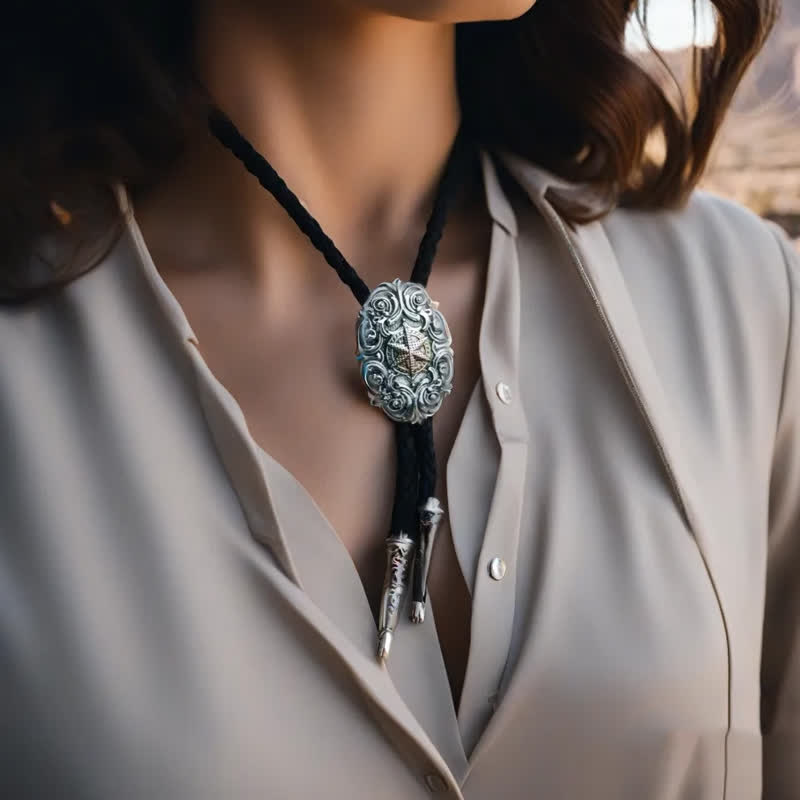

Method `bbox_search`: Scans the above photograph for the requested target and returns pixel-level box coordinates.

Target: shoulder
[592,190,798,457]
[499,150,798,323]
[0,225,154,397]
[604,188,796,297]
[597,189,798,353]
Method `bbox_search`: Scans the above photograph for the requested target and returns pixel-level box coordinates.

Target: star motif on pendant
[388,323,433,376]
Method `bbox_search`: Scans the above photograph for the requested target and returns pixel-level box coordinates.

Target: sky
[626,0,717,52]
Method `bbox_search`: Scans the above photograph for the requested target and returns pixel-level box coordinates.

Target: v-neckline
[123,148,525,779]
[240,162,505,770]
[243,149,507,678]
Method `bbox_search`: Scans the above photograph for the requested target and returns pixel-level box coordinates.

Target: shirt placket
[454,155,530,759]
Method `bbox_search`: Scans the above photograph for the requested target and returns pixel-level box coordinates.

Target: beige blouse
[1,151,799,799]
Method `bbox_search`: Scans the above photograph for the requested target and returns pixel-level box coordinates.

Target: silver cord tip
[377,630,393,662]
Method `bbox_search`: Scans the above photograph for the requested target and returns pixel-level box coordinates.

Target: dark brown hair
[0,0,779,302]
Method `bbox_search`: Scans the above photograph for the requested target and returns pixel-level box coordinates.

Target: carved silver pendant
[355,278,454,424]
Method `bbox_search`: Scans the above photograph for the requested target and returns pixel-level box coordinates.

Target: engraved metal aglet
[376,532,416,662]
[410,497,444,624]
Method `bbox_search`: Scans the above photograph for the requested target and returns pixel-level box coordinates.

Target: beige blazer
[1,150,798,799]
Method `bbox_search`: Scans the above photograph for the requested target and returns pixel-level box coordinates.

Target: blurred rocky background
[705,0,800,240]
[638,1,800,242]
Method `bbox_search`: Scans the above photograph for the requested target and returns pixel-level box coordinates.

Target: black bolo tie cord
[208,107,474,565]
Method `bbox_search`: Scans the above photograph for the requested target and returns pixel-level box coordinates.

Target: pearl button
[488,557,507,581]
[495,381,513,405]
[424,773,448,793]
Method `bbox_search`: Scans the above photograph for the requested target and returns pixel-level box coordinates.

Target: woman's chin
[350,0,537,24]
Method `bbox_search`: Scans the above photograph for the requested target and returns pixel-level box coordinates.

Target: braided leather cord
[412,418,437,511]
[208,107,371,305]
[390,423,419,538]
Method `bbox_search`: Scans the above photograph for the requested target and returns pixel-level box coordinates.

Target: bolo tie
[208,107,474,663]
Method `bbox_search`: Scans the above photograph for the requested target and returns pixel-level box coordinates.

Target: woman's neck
[136,1,467,291]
